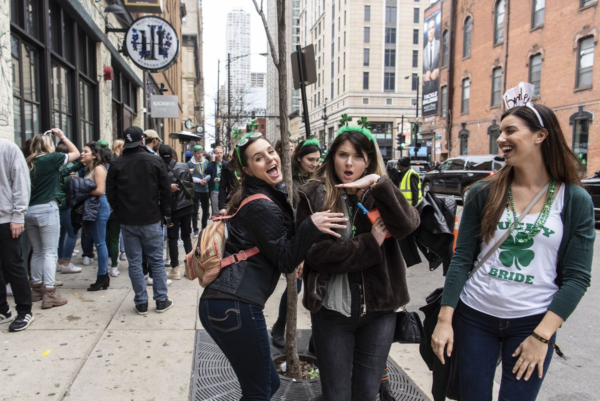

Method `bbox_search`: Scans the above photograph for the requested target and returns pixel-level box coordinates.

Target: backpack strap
[212,194,274,221]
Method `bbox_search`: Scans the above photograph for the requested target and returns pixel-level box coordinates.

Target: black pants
[192,191,210,231]
[167,213,193,267]
[0,223,32,316]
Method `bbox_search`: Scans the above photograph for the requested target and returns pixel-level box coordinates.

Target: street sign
[291,45,317,90]
[124,0,163,13]
[125,16,180,72]
[151,95,179,118]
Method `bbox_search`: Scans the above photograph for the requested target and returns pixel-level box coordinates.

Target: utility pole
[414,74,420,160]
[216,59,220,145]
[227,53,232,153]
[322,98,328,148]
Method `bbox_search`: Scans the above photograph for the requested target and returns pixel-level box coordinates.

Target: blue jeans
[310,284,396,401]
[121,221,168,305]
[199,299,280,400]
[275,278,302,326]
[58,208,78,260]
[81,225,94,257]
[456,302,555,401]
[25,201,60,287]
[87,196,110,276]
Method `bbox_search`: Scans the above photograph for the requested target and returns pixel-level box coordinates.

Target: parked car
[423,155,505,203]
[386,160,431,181]
[582,171,600,220]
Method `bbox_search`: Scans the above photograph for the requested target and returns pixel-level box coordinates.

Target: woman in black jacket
[199,133,347,400]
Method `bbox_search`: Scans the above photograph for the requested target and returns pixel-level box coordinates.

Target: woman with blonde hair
[112,139,125,157]
[26,129,79,309]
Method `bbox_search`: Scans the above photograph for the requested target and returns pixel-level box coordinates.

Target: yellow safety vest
[399,168,423,206]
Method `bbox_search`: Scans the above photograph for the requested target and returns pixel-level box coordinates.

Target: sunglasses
[43,130,53,136]
[236,132,263,148]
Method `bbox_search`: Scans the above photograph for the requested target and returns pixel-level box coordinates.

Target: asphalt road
[403,201,600,401]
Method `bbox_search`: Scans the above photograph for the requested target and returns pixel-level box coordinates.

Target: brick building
[422,0,599,178]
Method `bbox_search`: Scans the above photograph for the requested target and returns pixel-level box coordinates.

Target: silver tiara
[503,82,544,127]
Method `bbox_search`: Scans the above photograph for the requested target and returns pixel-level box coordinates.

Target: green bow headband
[235,132,263,165]
[300,135,320,149]
[335,116,375,142]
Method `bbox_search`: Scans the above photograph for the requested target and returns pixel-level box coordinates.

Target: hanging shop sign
[124,0,164,14]
[125,16,179,72]
[151,95,180,118]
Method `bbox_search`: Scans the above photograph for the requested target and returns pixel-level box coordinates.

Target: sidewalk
[0,243,438,401]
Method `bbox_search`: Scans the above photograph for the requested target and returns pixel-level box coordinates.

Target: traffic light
[415,141,422,152]
[396,133,406,151]
[251,110,256,119]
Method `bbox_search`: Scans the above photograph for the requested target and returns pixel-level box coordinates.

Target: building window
[414,8,420,23]
[464,17,472,58]
[331,82,334,99]
[489,120,500,154]
[52,62,73,140]
[363,72,369,90]
[532,0,545,28]
[385,28,397,44]
[572,113,591,172]
[413,29,419,45]
[385,49,396,67]
[364,48,370,66]
[441,86,448,117]
[494,0,505,45]
[462,78,470,113]
[365,5,371,21]
[331,61,334,77]
[442,30,449,67]
[80,81,94,145]
[11,35,41,148]
[384,72,396,91]
[459,125,470,155]
[337,78,340,95]
[386,98,393,105]
[529,54,542,97]
[364,27,370,43]
[577,36,594,88]
[343,75,345,92]
[411,73,418,90]
[386,7,397,24]
[412,50,419,68]
[362,97,370,105]
[491,67,502,107]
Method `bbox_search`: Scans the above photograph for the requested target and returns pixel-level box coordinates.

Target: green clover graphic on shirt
[498,232,535,271]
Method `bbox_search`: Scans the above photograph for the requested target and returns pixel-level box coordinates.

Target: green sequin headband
[300,135,320,149]
[235,132,263,165]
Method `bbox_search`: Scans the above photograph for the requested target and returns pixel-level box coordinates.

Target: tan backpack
[185,194,272,287]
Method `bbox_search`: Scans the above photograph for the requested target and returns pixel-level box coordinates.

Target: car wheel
[423,182,431,195]
[462,188,470,204]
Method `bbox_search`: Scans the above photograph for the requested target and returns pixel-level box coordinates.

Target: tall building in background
[181,0,205,149]
[266,0,301,143]
[226,10,251,93]
[251,72,266,88]
[297,0,427,159]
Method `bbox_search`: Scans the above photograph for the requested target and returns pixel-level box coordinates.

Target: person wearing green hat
[187,145,210,235]
[97,139,109,149]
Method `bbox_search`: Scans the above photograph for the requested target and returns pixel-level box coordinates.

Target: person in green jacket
[431,95,595,400]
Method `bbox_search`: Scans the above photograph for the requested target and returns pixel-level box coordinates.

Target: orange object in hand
[365,209,392,239]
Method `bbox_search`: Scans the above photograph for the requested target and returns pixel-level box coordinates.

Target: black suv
[386,160,431,181]
[423,155,505,203]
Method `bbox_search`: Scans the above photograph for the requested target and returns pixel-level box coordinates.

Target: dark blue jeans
[456,302,555,401]
[58,208,79,260]
[275,278,302,326]
[311,284,396,401]
[199,299,280,400]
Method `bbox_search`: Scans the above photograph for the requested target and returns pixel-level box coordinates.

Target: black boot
[87,274,110,291]
[379,381,396,401]
[271,321,286,348]
[308,333,315,354]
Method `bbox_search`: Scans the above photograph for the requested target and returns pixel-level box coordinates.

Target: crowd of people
[0,82,595,401]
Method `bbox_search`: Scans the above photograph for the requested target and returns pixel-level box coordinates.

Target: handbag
[393,306,425,344]
[169,165,195,199]
[420,182,550,400]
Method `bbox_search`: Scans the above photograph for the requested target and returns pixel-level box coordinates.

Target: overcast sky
[201,0,269,144]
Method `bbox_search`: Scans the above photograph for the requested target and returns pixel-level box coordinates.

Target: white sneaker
[119,252,127,261]
[6,284,13,296]
[83,257,93,266]
[110,267,120,277]
[60,263,82,274]
[167,279,172,286]
[177,239,183,246]
[56,262,63,273]
[145,275,153,286]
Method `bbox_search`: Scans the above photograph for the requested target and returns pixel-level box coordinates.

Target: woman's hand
[335,174,380,191]
[170,184,180,193]
[51,128,65,140]
[512,336,548,381]
[214,178,221,183]
[219,209,227,216]
[431,320,454,365]
[371,217,389,246]
[296,262,304,280]
[311,210,348,238]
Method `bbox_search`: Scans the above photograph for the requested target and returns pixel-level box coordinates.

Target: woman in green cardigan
[431,96,594,400]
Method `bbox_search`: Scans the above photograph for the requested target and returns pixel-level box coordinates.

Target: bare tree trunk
[252,0,301,380]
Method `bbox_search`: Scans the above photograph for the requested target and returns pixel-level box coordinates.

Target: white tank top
[460,184,565,319]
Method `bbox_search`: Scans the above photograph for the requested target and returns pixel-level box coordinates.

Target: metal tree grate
[191,330,429,401]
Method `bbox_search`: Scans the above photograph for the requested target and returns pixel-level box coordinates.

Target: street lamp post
[405,74,420,160]
[321,98,328,149]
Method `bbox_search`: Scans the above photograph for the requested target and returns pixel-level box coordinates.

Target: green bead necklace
[506,176,556,243]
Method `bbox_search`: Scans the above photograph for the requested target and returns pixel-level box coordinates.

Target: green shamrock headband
[300,135,320,149]
[246,120,259,133]
[235,132,263,165]
[336,116,375,142]
[232,128,242,142]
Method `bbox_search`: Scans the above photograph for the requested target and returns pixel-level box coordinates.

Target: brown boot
[167,266,181,280]
[31,281,44,302]
[42,287,68,309]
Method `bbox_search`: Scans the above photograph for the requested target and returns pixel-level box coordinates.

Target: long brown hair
[477,104,583,242]
[313,130,386,213]
[26,134,55,171]
[226,135,274,215]
[292,143,321,177]
[84,141,107,170]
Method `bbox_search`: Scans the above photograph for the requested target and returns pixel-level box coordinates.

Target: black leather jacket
[166,159,194,214]
[205,177,321,307]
